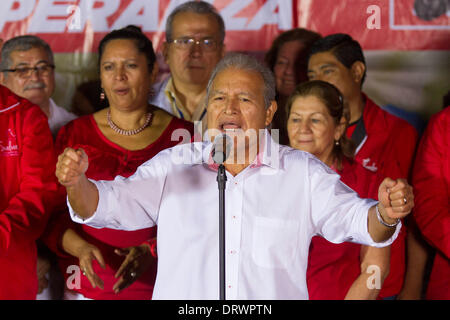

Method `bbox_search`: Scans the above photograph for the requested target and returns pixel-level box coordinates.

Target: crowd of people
[0,1,447,300]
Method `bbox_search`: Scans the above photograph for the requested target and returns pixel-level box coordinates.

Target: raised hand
[56,147,89,187]
[378,177,414,224]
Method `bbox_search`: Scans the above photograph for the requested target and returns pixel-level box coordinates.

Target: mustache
[24,82,46,90]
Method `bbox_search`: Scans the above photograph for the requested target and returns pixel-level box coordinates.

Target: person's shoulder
[144,140,206,171]
[422,107,450,144]
[281,146,330,171]
[152,75,170,91]
[56,113,93,138]
[364,96,418,137]
[51,100,78,119]
[430,106,450,126]
[169,114,194,131]
[0,85,37,114]
[63,113,92,128]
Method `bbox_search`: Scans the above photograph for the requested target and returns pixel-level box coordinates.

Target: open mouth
[219,122,242,131]
[114,88,129,95]
[187,64,204,70]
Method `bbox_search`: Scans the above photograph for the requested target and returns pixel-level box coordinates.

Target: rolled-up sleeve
[69,150,170,231]
[308,156,401,248]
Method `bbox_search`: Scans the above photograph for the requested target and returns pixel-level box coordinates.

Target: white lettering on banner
[221,0,292,31]
[69,0,120,33]
[67,5,81,31]
[221,0,253,30]
[0,0,35,31]
[247,0,288,30]
[27,0,68,33]
[1,0,291,34]
[111,0,159,31]
[367,5,381,29]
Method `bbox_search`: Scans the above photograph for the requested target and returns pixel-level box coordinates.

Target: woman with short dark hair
[43,26,193,300]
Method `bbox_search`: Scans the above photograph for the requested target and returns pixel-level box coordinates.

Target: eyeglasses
[1,63,55,79]
[170,37,220,51]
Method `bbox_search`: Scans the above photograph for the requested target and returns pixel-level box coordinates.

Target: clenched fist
[378,177,414,224]
[56,148,89,188]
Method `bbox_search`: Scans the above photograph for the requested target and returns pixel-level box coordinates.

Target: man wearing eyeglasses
[150,1,226,133]
[0,35,76,137]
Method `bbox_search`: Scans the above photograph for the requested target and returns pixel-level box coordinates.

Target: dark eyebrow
[308,63,337,73]
[101,58,139,65]
[319,63,337,70]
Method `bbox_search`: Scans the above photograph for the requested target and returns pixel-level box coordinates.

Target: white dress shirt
[69,133,401,300]
[47,99,77,138]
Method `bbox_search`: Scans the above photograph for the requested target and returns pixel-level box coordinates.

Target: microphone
[212,133,232,164]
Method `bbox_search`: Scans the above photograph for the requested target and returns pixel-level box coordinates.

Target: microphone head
[212,133,232,164]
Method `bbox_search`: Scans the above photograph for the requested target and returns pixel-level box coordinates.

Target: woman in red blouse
[43,26,193,300]
[286,80,390,299]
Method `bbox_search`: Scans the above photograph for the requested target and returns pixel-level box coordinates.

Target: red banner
[0,0,448,53]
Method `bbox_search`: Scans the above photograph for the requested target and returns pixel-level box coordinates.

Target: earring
[100,89,105,100]
[335,140,340,146]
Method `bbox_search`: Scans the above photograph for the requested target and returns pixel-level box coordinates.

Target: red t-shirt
[412,107,450,299]
[44,114,193,300]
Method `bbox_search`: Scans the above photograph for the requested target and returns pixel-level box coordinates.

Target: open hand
[78,242,106,290]
[113,244,156,294]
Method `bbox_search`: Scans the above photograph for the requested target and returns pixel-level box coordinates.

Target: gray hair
[0,35,54,76]
[165,1,225,43]
[206,53,276,110]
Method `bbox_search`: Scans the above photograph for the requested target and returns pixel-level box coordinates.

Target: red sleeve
[0,106,58,254]
[395,123,419,180]
[40,123,80,257]
[385,122,418,181]
[412,110,450,259]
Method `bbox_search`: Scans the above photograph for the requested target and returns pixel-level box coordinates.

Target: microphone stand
[217,163,227,300]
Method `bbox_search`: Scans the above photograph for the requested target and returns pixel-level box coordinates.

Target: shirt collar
[47,98,56,119]
[203,129,280,172]
[164,77,208,122]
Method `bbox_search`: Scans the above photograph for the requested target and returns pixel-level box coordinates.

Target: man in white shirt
[56,53,414,299]
[0,35,77,137]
